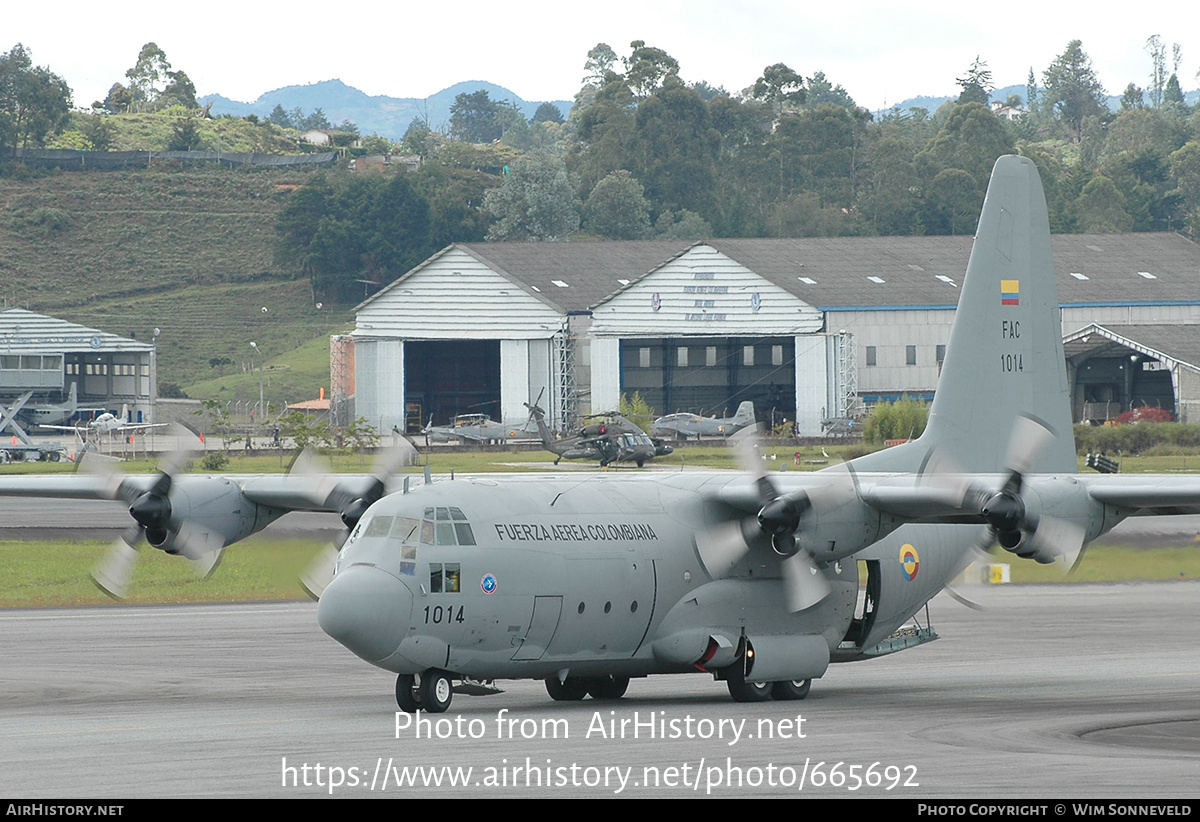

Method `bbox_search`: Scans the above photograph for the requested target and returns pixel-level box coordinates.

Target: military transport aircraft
[524,401,671,468]
[653,400,756,440]
[5,156,1200,714]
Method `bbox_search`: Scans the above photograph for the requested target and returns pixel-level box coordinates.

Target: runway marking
[0,604,315,621]
[0,714,380,740]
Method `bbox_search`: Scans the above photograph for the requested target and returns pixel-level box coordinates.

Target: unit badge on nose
[481,573,498,594]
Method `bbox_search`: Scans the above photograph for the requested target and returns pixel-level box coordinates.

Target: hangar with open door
[403,340,501,429]
[617,336,797,426]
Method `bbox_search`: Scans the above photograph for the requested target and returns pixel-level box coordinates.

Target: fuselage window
[429,562,461,593]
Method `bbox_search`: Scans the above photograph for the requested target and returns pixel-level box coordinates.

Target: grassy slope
[0,164,351,397]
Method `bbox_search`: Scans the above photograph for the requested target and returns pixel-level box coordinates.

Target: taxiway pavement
[3,583,1198,798]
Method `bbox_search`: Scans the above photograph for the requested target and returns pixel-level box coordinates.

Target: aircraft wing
[1076,475,1200,515]
[0,472,361,513]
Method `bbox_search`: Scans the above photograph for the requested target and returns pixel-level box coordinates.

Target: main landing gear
[725,665,811,703]
[396,669,454,713]
[544,674,631,701]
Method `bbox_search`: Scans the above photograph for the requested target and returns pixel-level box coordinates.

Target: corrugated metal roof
[358,233,1200,316]
[0,309,153,354]
[1064,323,1200,372]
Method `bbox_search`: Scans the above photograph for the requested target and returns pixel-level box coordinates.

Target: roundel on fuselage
[899,543,920,581]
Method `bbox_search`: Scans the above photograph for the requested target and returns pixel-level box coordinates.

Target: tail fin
[854,155,1075,475]
[733,401,755,424]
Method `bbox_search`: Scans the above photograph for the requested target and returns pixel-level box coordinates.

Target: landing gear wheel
[395,674,420,712]
[726,665,772,703]
[636,459,645,468]
[545,676,589,701]
[771,679,811,700]
[586,675,630,700]
[419,669,453,713]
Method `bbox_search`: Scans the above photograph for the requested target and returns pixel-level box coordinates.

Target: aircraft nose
[317,564,412,664]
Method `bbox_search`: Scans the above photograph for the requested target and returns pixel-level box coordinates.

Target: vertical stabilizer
[854,155,1075,475]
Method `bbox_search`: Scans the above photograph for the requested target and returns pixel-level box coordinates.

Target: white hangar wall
[353,247,569,432]
[590,244,827,431]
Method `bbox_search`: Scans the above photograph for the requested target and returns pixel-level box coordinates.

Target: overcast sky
[8,1,1200,112]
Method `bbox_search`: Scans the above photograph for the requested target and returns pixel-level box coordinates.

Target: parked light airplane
[4,156,1200,713]
[653,400,756,440]
[422,413,539,445]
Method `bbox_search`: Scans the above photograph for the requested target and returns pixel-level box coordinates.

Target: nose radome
[317,564,412,663]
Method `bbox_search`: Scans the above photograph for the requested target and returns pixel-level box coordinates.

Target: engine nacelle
[144,477,284,556]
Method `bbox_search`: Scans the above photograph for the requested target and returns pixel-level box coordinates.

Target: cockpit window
[420,507,475,546]
[364,516,393,538]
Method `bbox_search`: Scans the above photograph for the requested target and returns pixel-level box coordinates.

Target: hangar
[0,309,157,427]
[350,233,1200,435]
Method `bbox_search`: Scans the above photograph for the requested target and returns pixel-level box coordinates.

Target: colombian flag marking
[1001,279,1020,306]
[899,543,920,581]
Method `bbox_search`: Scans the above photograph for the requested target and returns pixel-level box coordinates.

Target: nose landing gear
[396,669,455,713]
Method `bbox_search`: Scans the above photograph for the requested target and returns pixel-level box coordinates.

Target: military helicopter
[653,400,756,441]
[6,157,1200,714]
[524,400,672,468]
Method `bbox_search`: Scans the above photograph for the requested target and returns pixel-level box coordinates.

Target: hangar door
[619,337,796,423]
[405,341,500,429]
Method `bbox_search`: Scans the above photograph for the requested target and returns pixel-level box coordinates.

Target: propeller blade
[300,543,341,601]
[1026,515,1087,568]
[172,519,222,564]
[695,520,753,578]
[1005,415,1055,478]
[781,552,832,612]
[92,529,141,600]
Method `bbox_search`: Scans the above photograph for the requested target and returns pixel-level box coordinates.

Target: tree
[752,63,805,117]
[1146,35,1167,107]
[0,44,72,159]
[802,71,857,111]
[583,170,650,239]
[275,172,436,301]
[924,168,981,235]
[101,82,133,114]
[623,40,679,98]
[915,102,1014,185]
[484,151,580,241]
[125,42,172,111]
[1120,83,1145,112]
[167,117,203,151]
[532,102,564,124]
[628,77,718,216]
[267,104,292,129]
[449,90,521,143]
[1075,174,1132,232]
[1042,40,1106,141]
[956,56,992,105]
[158,70,197,109]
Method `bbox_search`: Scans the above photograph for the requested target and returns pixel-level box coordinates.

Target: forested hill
[200,79,573,141]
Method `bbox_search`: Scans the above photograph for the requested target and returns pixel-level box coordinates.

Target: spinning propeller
[87,429,221,599]
[939,415,1087,568]
[696,427,859,612]
[296,438,419,599]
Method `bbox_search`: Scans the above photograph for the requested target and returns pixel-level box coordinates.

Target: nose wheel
[396,669,455,713]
